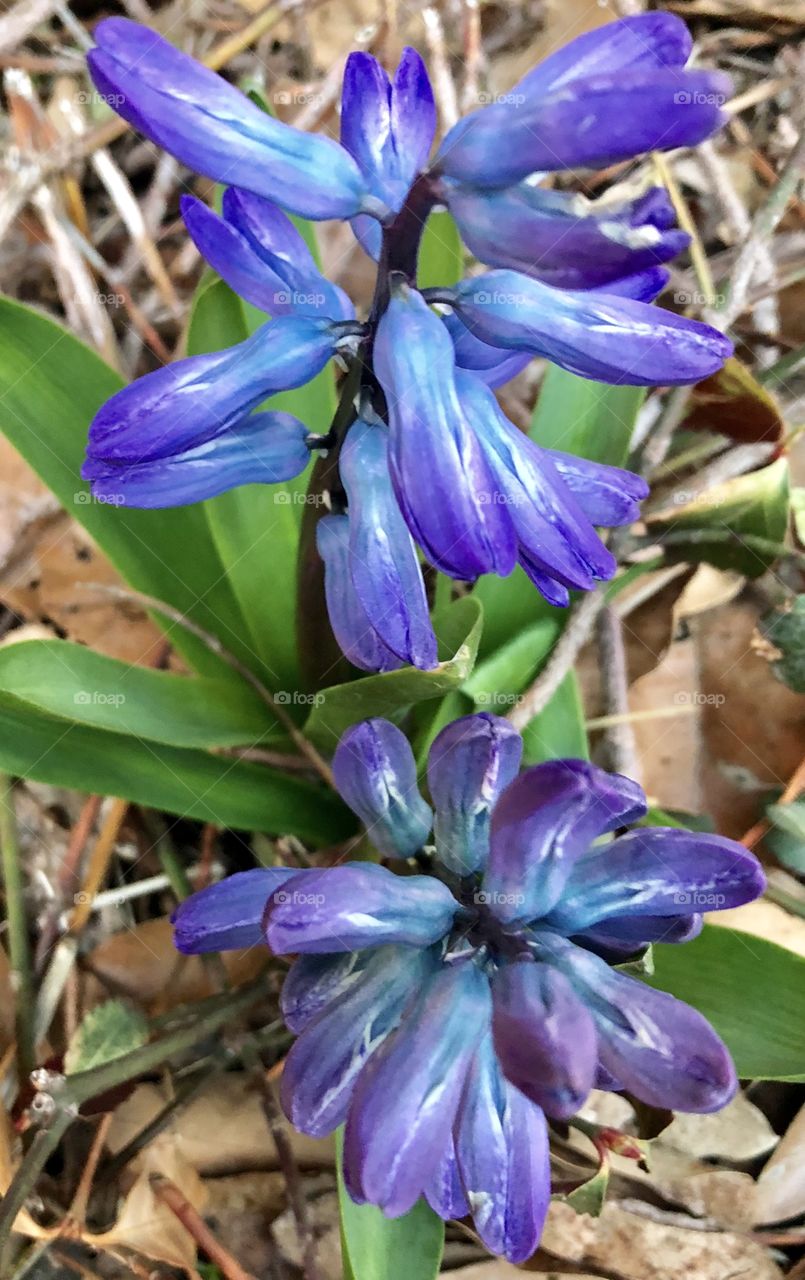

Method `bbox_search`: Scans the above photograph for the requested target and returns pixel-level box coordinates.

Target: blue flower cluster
[173,714,765,1262]
[84,14,733,672]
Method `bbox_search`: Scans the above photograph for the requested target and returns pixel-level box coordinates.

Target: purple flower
[88,19,373,221]
[173,713,765,1262]
[435,14,731,187]
[84,14,733,671]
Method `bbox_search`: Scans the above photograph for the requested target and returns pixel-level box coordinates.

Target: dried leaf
[683,357,784,445]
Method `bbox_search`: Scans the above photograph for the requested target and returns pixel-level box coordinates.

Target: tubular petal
[332,718,433,859]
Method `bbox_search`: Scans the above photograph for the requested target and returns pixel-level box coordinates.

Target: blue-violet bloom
[173,713,765,1263]
[84,14,733,670]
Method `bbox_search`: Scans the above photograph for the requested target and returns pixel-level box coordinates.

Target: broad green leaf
[758,595,805,693]
[65,1000,148,1074]
[521,672,588,765]
[0,693,350,843]
[0,296,248,679]
[530,365,644,465]
[648,457,790,578]
[187,276,336,690]
[648,923,805,1081]
[417,210,463,289]
[304,598,483,750]
[336,1131,444,1280]
[0,639,278,748]
[463,616,560,708]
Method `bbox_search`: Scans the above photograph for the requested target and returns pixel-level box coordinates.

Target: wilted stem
[0,774,35,1082]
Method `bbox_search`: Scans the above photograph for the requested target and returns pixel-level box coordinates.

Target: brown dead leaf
[83,917,265,1015]
[106,1074,334,1177]
[754,1100,805,1225]
[0,439,162,662]
[539,1199,783,1280]
[682,357,784,445]
[662,1095,778,1164]
[94,1138,207,1275]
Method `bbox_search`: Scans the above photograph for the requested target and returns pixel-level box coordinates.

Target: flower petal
[263,863,459,954]
[547,451,648,527]
[172,868,295,953]
[280,943,438,1137]
[547,828,765,934]
[182,192,353,320]
[437,68,730,188]
[457,369,617,589]
[516,13,694,97]
[281,951,370,1031]
[343,960,491,1216]
[491,960,597,1118]
[341,48,435,212]
[89,19,369,220]
[444,310,531,387]
[317,515,405,674]
[451,271,733,386]
[332,718,433,859]
[445,181,689,289]
[427,713,522,875]
[423,1137,470,1220]
[374,282,518,579]
[576,912,703,959]
[340,420,437,670]
[542,936,737,1113]
[483,760,646,923]
[454,1033,550,1262]
[85,410,311,508]
[86,317,335,465]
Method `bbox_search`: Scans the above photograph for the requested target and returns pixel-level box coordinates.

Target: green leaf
[648,457,791,578]
[648,923,805,1080]
[304,598,483,750]
[0,693,350,843]
[417,211,463,289]
[562,1158,610,1217]
[520,672,589,765]
[530,365,644,466]
[65,1000,148,1074]
[187,275,337,690]
[336,1131,444,1280]
[765,799,805,874]
[0,295,249,678]
[0,639,278,748]
[463,616,561,709]
[758,595,805,693]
